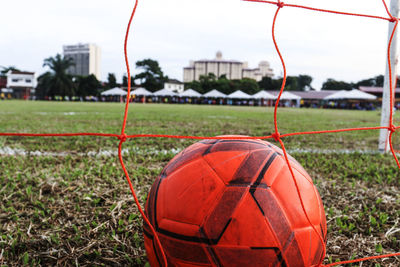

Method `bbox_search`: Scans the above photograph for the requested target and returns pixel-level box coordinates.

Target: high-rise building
[183,51,274,83]
[63,43,101,80]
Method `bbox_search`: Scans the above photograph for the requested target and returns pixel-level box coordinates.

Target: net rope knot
[389,124,396,133]
[118,133,128,143]
[389,16,398,23]
[272,132,281,141]
[276,1,284,8]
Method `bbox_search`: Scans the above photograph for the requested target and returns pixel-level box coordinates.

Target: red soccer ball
[144,138,327,267]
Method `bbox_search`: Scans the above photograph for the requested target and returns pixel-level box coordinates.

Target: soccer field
[1,100,398,151]
[0,101,399,266]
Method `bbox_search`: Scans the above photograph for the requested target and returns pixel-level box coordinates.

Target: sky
[0,0,397,90]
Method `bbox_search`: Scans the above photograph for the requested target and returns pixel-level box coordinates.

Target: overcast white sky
[0,0,397,89]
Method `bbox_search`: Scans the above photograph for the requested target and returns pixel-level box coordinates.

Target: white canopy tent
[252,90,275,99]
[277,91,302,100]
[130,87,153,96]
[323,89,377,100]
[153,88,178,97]
[269,91,302,107]
[203,89,226,98]
[179,89,202,98]
[101,87,127,96]
[227,90,252,99]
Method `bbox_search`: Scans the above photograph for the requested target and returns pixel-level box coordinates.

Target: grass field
[0,100,399,266]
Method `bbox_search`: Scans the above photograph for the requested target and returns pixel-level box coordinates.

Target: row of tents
[101,87,301,100]
[101,87,377,101]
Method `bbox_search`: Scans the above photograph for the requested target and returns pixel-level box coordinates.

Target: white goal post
[379,0,400,153]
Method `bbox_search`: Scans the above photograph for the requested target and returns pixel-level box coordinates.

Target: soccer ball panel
[203,150,249,184]
[270,162,322,228]
[158,235,211,265]
[173,261,212,267]
[261,154,287,186]
[252,187,307,266]
[158,218,200,239]
[144,231,160,267]
[159,157,225,229]
[230,148,273,185]
[217,192,278,248]
[202,187,248,242]
[162,142,211,177]
[294,226,325,267]
[207,140,268,154]
[213,246,281,267]
[204,147,272,185]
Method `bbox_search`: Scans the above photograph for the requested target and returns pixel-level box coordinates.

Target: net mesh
[1,0,400,266]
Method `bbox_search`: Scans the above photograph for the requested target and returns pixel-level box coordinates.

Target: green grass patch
[0,101,399,266]
[1,100,399,152]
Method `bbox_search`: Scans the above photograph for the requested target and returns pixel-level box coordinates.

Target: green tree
[36,72,52,99]
[258,76,289,91]
[216,75,233,95]
[38,54,75,97]
[122,75,134,87]
[107,73,117,89]
[259,75,313,91]
[75,74,101,97]
[184,80,202,92]
[355,75,387,88]
[258,77,276,91]
[1,66,20,75]
[355,77,376,87]
[298,75,313,91]
[187,75,260,95]
[133,59,167,92]
[322,78,353,90]
[197,73,218,94]
[238,78,260,95]
[122,75,128,87]
[283,76,299,91]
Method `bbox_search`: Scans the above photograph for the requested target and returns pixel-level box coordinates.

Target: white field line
[0,146,181,157]
[287,148,384,154]
[0,146,394,157]
[0,111,101,115]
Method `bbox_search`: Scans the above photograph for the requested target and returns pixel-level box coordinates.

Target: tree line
[9,55,397,99]
[186,73,399,95]
[185,74,315,95]
[35,55,169,99]
[322,75,387,90]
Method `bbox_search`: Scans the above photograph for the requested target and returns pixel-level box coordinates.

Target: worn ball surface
[144,138,327,267]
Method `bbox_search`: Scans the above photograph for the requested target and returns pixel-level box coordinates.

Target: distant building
[164,79,184,93]
[5,70,36,99]
[63,43,101,80]
[183,51,273,83]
